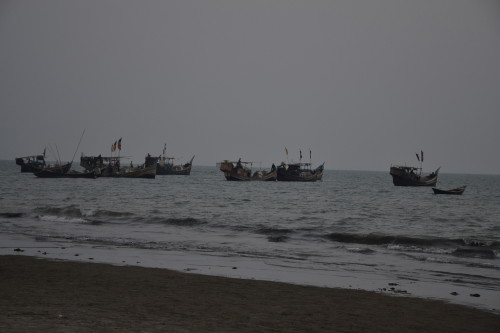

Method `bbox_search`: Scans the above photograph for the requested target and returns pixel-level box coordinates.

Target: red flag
[113,141,117,152]
[118,138,122,151]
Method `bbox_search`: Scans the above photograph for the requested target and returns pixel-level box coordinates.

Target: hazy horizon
[1,1,499,174]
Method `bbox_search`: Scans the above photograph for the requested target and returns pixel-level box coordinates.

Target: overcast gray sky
[1,0,499,174]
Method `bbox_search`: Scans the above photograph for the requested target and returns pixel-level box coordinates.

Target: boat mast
[420,150,424,176]
[110,141,114,165]
[416,150,423,176]
[118,137,122,164]
[309,149,312,169]
[70,129,86,165]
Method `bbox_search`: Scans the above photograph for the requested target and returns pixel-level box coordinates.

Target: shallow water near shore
[1,160,499,311]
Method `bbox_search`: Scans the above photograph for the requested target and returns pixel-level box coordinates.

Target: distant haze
[1,1,499,174]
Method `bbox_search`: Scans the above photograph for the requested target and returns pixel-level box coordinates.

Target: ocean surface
[1,160,499,312]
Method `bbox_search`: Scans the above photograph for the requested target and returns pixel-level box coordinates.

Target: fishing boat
[432,186,466,195]
[276,148,324,182]
[217,159,277,181]
[81,155,156,179]
[157,155,194,175]
[390,165,440,186]
[30,130,87,178]
[144,154,194,175]
[145,144,194,175]
[390,151,440,186]
[15,152,46,172]
[276,162,324,182]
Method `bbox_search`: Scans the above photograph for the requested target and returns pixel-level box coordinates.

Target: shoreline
[1,255,499,333]
[1,234,498,313]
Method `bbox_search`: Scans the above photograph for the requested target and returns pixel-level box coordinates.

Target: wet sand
[1,255,498,333]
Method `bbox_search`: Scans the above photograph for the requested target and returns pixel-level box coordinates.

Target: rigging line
[47,144,57,163]
[55,144,62,165]
[71,129,86,164]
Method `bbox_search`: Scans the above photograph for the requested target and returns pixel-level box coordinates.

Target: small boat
[145,152,195,175]
[390,151,440,186]
[157,155,194,175]
[432,186,466,195]
[32,131,87,177]
[15,152,46,172]
[217,159,277,181]
[390,165,440,186]
[276,162,324,182]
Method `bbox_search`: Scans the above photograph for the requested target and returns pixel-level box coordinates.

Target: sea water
[0,160,499,312]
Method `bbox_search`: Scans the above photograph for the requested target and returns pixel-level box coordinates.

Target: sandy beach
[1,255,498,333]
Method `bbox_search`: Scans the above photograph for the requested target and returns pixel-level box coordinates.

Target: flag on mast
[421,150,424,162]
[300,150,302,160]
[112,141,117,152]
[118,138,122,151]
[416,153,420,162]
[285,147,288,156]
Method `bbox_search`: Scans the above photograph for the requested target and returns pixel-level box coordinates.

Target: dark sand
[1,255,498,333]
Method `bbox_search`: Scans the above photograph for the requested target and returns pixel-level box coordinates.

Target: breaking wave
[327,232,497,247]
[326,232,499,258]
[33,206,134,221]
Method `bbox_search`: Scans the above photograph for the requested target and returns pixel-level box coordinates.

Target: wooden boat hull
[390,166,439,186]
[432,186,466,195]
[32,163,72,177]
[276,164,324,182]
[224,170,277,181]
[20,163,43,173]
[276,171,323,182]
[99,165,156,179]
[119,166,156,178]
[218,160,277,181]
[157,164,192,175]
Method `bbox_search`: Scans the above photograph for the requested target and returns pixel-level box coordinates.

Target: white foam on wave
[37,214,87,224]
